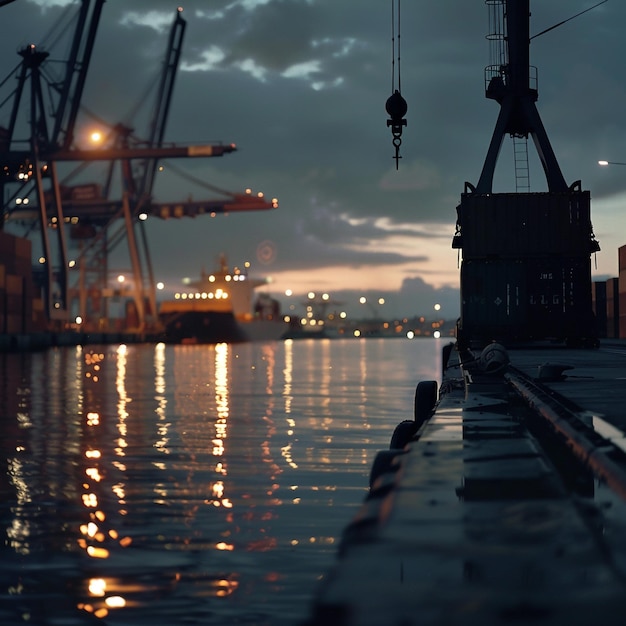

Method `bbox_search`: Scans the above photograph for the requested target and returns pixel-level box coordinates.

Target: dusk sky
[1,0,625,319]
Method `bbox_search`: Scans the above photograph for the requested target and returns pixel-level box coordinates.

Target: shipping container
[5,313,24,335]
[619,244,626,274]
[459,256,595,346]
[592,281,607,338]
[454,190,596,259]
[0,232,16,268]
[5,274,23,297]
[619,270,626,340]
[606,277,620,339]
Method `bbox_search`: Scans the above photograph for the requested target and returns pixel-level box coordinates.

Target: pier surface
[307,340,626,626]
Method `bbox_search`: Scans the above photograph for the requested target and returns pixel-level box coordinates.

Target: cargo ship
[158,256,286,344]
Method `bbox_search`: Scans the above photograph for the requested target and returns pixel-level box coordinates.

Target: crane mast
[453,0,599,348]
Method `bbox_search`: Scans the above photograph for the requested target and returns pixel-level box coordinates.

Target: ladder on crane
[513,135,530,192]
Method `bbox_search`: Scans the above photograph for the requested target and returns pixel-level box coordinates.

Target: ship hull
[160,310,246,344]
[159,311,286,344]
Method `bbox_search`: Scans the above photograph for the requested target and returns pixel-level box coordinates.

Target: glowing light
[285,289,292,296]
[75,316,83,325]
[117,275,125,283]
[434,303,441,311]
[89,578,106,596]
[85,467,101,481]
[407,330,415,339]
[359,297,366,304]
[434,330,441,339]
[82,493,99,507]
[90,131,103,144]
[353,329,361,337]
[86,546,109,559]
[105,596,126,608]
[138,212,148,221]
[214,579,239,597]
[156,282,164,290]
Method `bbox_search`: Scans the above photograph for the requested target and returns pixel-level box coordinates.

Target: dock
[307,340,626,625]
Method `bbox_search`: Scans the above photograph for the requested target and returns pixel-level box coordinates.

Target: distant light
[359,297,366,304]
[285,289,293,297]
[406,331,415,339]
[75,316,83,325]
[340,311,347,319]
[68,260,76,268]
[434,303,441,311]
[434,330,441,339]
[117,275,125,283]
[353,329,361,338]
[308,291,315,300]
[598,160,609,166]
[378,298,385,305]
[138,212,148,221]
[322,293,329,301]
[156,282,164,290]
[105,596,126,608]
[90,131,103,144]
[38,257,45,264]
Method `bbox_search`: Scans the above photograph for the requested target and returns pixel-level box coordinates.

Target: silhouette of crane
[0,2,277,333]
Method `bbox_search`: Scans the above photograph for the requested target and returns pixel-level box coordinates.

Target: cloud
[119,10,175,33]
[3,0,626,320]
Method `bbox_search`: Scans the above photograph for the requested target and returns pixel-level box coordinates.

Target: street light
[599,160,626,166]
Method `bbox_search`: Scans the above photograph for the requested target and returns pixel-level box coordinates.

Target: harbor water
[0,338,442,625]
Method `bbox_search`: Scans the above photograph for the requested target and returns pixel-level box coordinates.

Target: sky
[1,0,625,320]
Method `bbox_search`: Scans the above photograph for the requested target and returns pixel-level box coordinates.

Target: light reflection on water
[0,338,441,625]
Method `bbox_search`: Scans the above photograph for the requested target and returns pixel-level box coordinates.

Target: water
[0,338,442,625]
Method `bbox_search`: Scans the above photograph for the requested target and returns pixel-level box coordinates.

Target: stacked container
[0,231,45,336]
[453,188,598,347]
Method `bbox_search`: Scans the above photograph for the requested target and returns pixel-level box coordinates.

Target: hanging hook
[387,0,406,169]
[386,89,407,169]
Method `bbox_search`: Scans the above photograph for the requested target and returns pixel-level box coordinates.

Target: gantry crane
[0,2,277,334]
[453,0,598,347]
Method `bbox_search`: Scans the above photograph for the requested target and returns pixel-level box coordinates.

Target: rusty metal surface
[306,343,626,626]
